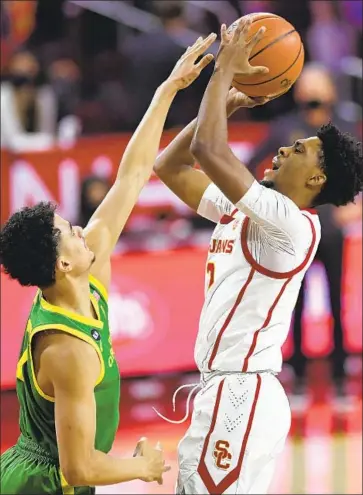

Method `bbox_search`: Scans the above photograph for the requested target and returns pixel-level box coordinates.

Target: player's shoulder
[271,189,321,240]
[301,208,322,236]
[39,332,98,379]
[292,209,321,253]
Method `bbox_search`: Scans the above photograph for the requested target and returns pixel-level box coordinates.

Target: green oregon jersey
[15,275,120,487]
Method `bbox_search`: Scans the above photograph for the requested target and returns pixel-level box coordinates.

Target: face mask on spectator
[298,99,333,111]
[9,73,42,88]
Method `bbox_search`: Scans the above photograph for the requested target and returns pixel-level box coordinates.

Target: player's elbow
[61,460,92,486]
[153,157,166,176]
[190,137,213,161]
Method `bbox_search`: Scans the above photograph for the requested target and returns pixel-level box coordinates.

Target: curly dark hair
[0,202,60,288]
[314,122,363,206]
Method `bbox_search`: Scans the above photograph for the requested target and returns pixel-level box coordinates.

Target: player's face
[262,136,327,195]
[54,214,95,277]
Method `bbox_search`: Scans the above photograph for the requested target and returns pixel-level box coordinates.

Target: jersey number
[206,262,215,289]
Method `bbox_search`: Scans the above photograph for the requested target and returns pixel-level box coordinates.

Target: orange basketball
[230,13,304,98]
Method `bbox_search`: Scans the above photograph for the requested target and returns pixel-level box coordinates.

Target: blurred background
[0,0,362,493]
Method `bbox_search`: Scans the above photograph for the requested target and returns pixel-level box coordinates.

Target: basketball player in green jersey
[0,34,217,494]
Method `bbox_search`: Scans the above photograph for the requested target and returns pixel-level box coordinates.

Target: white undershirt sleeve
[197,183,235,223]
[235,180,314,252]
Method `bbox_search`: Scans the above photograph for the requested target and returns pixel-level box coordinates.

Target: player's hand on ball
[216,17,269,77]
[226,87,291,115]
[135,437,171,485]
[227,87,268,113]
[167,33,217,90]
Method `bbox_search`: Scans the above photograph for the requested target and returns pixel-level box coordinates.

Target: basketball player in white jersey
[154,18,362,494]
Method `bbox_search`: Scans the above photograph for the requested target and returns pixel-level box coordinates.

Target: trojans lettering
[209,239,235,254]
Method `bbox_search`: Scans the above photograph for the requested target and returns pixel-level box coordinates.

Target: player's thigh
[177,374,290,495]
[238,456,276,494]
[0,446,62,495]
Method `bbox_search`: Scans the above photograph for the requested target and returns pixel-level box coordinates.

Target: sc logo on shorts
[213,440,232,470]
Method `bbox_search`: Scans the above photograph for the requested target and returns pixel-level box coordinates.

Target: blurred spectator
[1,50,57,152]
[91,50,136,132]
[48,57,81,121]
[79,176,111,227]
[307,1,358,73]
[120,1,202,129]
[246,64,359,391]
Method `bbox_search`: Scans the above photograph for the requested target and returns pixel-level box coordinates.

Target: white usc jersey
[195,181,321,374]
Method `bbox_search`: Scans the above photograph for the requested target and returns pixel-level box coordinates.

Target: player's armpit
[42,337,151,487]
[158,165,213,214]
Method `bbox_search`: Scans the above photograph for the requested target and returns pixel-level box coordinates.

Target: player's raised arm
[43,334,170,487]
[84,35,216,285]
[190,20,312,245]
[190,19,268,204]
[154,89,252,222]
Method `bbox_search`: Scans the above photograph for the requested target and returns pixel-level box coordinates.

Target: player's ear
[56,257,72,273]
[307,172,326,188]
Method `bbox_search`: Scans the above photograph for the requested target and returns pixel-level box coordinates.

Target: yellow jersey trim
[59,469,75,495]
[90,293,101,321]
[39,295,103,329]
[16,349,28,382]
[26,319,33,333]
[16,319,33,381]
[28,324,106,403]
[89,274,108,301]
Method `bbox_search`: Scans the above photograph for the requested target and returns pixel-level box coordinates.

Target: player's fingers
[248,26,266,49]
[195,53,214,71]
[221,23,228,43]
[252,96,269,105]
[183,37,202,57]
[239,17,252,40]
[228,87,239,97]
[134,437,147,456]
[191,33,217,56]
[251,65,269,75]
[233,18,246,42]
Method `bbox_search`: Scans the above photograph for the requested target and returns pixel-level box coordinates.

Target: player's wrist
[214,57,236,78]
[157,80,179,98]
[133,455,149,481]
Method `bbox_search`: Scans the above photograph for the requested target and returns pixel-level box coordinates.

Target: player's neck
[267,182,315,210]
[42,273,93,318]
[286,193,313,210]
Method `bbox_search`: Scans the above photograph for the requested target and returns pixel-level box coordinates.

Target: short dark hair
[0,202,60,288]
[314,122,363,206]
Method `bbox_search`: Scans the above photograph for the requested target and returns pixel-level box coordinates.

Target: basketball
[230,13,304,98]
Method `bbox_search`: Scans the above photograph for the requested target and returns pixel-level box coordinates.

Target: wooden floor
[1,360,362,494]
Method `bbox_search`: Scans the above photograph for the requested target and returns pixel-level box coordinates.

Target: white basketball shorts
[176,372,291,494]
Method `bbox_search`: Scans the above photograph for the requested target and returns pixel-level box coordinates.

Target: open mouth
[272,156,279,171]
